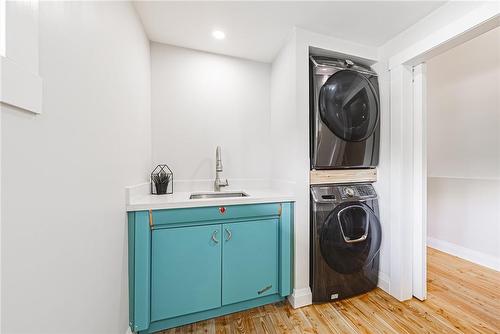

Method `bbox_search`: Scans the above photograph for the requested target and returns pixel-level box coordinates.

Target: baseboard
[427,237,500,271]
[287,287,312,309]
[377,271,390,293]
[125,327,133,334]
[288,274,388,309]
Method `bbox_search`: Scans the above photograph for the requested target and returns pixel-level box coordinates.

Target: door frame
[388,9,499,301]
[411,63,427,300]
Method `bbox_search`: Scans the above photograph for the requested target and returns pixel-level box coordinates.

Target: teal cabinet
[151,225,222,321]
[128,202,293,333]
[222,219,278,305]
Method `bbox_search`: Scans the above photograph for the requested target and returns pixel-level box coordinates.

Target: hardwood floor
[159,248,500,333]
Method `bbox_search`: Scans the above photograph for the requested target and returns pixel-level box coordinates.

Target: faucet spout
[214,146,229,191]
[216,146,223,172]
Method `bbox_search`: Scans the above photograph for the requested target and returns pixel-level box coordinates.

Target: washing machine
[310,56,380,169]
[310,183,381,302]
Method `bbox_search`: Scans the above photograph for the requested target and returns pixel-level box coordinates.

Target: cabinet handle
[225,228,232,241]
[211,230,219,244]
[257,285,272,295]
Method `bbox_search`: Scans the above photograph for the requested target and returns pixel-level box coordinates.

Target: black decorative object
[151,165,173,195]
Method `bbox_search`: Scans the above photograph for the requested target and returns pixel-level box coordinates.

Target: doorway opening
[425,26,500,274]
[411,25,500,302]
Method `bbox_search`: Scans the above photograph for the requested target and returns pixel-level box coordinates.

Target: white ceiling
[133,1,445,63]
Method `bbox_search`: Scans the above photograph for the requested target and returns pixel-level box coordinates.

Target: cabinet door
[151,225,222,321]
[222,219,278,305]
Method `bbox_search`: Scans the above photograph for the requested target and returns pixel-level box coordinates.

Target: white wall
[1,1,42,114]
[269,32,306,304]
[151,43,272,184]
[1,2,151,333]
[426,27,500,270]
[427,27,500,179]
[4,0,39,73]
[270,33,296,186]
[427,178,500,269]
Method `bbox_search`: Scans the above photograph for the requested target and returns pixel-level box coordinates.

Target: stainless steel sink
[189,192,249,199]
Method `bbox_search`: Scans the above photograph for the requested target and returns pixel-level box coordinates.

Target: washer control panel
[339,184,376,200]
[311,183,377,204]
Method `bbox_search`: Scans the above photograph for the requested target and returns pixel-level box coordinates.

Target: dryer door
[319,202,381,274]
[319,70,379,142]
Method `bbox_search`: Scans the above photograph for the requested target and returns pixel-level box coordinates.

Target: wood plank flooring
[159,248,500,333]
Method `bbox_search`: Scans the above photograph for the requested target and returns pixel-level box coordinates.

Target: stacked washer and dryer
[309,56,382,303]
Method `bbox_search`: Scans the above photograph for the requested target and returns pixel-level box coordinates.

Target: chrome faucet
[214,146,229,191]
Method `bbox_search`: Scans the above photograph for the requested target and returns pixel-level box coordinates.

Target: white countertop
[126,183,295,211]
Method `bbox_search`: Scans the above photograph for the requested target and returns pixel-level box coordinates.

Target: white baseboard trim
[287,287,312,309]
[125,327,133,334]
[377,271,390,294]
[287,273,388,309]
[428,237,500,271]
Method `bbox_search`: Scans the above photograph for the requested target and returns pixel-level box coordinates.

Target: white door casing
[412,63,427,301]
[389,64,414,301]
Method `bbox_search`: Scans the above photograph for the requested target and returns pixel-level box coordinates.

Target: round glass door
[319,202,381,274]
[319,70,379,142]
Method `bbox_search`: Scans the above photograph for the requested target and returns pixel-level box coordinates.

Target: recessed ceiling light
[212,30,226,40]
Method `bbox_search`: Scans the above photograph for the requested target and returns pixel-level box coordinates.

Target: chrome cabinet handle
[257,285,272,295]
[225,228,232,241]
[211,230,219,244]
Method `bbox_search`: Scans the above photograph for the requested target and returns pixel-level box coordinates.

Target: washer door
[319,202,381,274]
[319,70,379,142]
